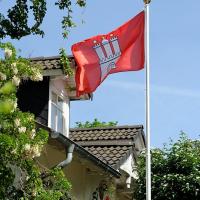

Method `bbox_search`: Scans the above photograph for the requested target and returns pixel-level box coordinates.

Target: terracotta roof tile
[70,125,142,142]
[30,55,74,70]
[69,125,143,169]
[83,146,132,168]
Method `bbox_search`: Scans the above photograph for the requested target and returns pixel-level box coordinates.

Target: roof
[30,55,92,101]
[31,55,74,70]
[69,125,144,169]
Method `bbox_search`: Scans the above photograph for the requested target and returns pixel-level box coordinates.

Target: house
[17,56,145,200]
[17,56,91,137]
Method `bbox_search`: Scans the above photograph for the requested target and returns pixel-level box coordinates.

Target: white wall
[38,145,117,200]
[64,157,116,200]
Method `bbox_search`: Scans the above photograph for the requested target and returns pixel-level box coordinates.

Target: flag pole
[144,0,151,200]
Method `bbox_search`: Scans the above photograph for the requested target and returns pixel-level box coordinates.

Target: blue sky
[1,0,200,147]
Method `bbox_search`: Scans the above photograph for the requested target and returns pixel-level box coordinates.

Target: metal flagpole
[144,0,151,200]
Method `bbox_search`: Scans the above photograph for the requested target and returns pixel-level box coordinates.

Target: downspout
[57,143,75,168]
[51,130,75,169]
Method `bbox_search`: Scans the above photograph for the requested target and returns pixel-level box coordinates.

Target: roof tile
[70,125,142,141]
[69,125,143,169]
[30,55,74,70]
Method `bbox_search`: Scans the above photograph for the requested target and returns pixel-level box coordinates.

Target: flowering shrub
[0,42,71,199]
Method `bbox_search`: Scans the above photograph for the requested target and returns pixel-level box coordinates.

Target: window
[50,92,65,133]
[48,79,69,137]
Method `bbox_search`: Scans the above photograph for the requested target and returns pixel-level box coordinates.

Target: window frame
[48,79,69,136]
[51,92,65,133]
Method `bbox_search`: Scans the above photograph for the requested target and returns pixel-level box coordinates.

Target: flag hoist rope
[144,0,151,200]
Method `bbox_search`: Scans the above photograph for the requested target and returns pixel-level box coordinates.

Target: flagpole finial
[144,0,151,4]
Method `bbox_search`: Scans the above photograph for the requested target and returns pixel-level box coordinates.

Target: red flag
[71,11,145,96]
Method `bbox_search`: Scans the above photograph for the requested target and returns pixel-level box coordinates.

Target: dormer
[17,56,91,137]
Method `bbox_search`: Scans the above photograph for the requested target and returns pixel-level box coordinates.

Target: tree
[0,1,88,199]
[134,133,200,200]
[0,0,86,39]
[0,43,71,199]
[75,118,118,128]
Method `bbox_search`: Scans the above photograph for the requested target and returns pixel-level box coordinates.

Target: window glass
[57,110,63,133]
[51,104,57,130]
[52,92,57,104]
[57,96,63,109]
[50,92,65,134]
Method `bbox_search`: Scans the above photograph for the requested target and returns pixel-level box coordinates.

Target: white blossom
[13,67,18,75]
[10,100,17,113]
[0,72,7,81]
[4,48,13,58]
[32,190,37,197]
[26,176,30,181]
[28,116,34,121]
[14,118,21,127]
[24,144,31,152]
[11,63,18,74]
[11,148,17,154]
[32,145,41,158]
[12,76,20,86]
[18,126,26,133]
[32,71,43,81]
[30,129,36,139]
[13,101,17,109]
[11,62,17,68]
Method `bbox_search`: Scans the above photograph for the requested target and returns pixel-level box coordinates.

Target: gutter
[36,122,121,178]
[51,130,121,178]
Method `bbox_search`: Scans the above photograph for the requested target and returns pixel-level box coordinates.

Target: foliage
[75,118,118,128]
[0,43,71,199]
[0,0,86,39]
[134,133,200,200]
[59,48,74,77]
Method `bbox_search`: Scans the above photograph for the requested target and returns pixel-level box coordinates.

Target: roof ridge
[70,125,143,132]
[30,56,60,60]
[30,55,74,61]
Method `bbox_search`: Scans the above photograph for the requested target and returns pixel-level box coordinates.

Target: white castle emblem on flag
[93,35,121,81]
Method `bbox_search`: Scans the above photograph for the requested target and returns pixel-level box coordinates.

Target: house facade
[17,56,145,200]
